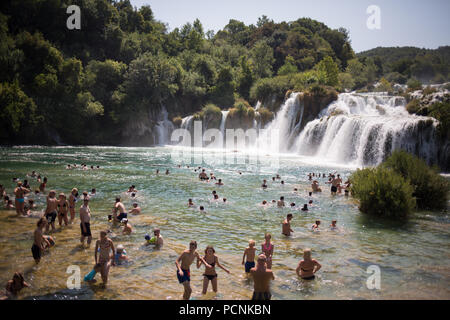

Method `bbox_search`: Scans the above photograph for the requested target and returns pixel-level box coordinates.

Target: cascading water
[155,106,175,145]
[292,93,439,166]
[219,111,229,138]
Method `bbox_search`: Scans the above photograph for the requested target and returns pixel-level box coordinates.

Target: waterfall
[219,111,229,137]
[292,93,439,166]
[155,106,175,145]
[178,115,194,146]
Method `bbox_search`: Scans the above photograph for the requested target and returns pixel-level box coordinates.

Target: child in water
[242,240,257,274]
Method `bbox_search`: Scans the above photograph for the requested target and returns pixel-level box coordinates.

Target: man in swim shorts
[282,214,294,236]
[250,254,275,300]
[113,197,127,224]
[44,190,58,232]
[175,241,210,300]
[242,240,257,273]
[32,218,50,264]
[80,196,92,247]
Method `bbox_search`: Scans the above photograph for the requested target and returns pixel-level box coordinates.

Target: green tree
[316,56,339,86]
[277,55,298,76]
[250,40,274,79]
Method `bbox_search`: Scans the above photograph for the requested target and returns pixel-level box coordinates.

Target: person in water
[330,220,339,231]
[311,180,322,192]
[14,182,30,216]
[261,179,268,189]
[113,197,127,224]
[122,218,132,235]
[69,188,79,223]
[301,204,308,211]
[94,230,115,287]
[24,199,35,216]
[6,200,14,210]
[197,245,230,295]
[250,254,275,300]
[44,190,58,232]
[312,220,321,231]
[261,233,274,269]
[129,203,141,215]
[175,241,210,300]
[80,196,92,247]
[242,240,257,274]
[188,199,195,207]
[296,248,322,280]
[114,244,128,265]
[215,179,224,186]
[277,196,285,208]
[32,218,50,264]
[39,177,47,193]
[199,206,205,213]
[199,169,208,180]
[282,214,294,236]
[57,193,69,227]
[2,272,30,300]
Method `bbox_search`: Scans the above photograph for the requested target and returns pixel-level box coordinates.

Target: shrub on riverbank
[350,167,415,218]
[382,151,449,210]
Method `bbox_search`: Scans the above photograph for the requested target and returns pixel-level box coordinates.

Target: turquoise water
[0,146,449,300]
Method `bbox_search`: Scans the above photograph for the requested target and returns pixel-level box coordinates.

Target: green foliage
[211,67,235,107]
[350,167,415,218]
[277,55,298,76]
[383,151,449,210]
[315,56,339,87]
[250,40,274,79]
[406,99,421,114]
[201,103,223,128]
[407,78,422,91]
[338,72,354,90]
[257,107,274,126]
[376,77,393,94]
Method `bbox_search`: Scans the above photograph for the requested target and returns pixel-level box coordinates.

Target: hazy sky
[129,0,450,53]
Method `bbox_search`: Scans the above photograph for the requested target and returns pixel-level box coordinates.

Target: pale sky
[129,0,450,53]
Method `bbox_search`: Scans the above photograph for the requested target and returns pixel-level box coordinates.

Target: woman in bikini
[296,248,321,280]
[94,231,115,287]
[197,245,230,295]
[14,182,30,216]
[69,188,78,223]
[57,193,69,227]
[261,233,274,269]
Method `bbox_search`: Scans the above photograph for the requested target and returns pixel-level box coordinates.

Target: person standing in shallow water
[296,248,321,280]
[250,254,274,300]
[44,190,58,232]
[94,231,115,287]
[175,241,211,300]
[80,196,92,247]
[32,218,50,264]
[197,245,230,295]
[261,233,274,269]
[14,182,29,216]
[69,188,78,223]
[282,214,294,236]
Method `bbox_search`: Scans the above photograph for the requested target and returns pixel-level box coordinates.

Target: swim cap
[144,234,150,241]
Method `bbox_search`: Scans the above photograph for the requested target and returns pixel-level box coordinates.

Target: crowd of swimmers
[1,165,350,300]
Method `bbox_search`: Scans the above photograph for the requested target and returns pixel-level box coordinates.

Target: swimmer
[197,245,230,295]
[296,248,321,280]
[330,220,339,231]
[312,220,320,231]
[276,174,281,180]
[6,200,14,210]
[129,203,141,215]
[57,193,69,226]
[175,241,211,300]
[282,214,294,236]
[152,228,163,247]
[242,240,257,273]
[39,177,47,193]
[250,254,274,300]
[312,180,322,192]
[209,173,216,180]
[122,218,132,235]
[261,180,268,189]
[188,199,195,207]
[301,204,308,211]
[261,233,274,269]
[272,177,275,182]
[24,199,35,216]
[281,180,285,185]
[277,196,285,208]
[32,218,50,264]
[199,169,208,180]
[80,196,92,247]
[213,194,219,201]
[261,200,268,206]
[156,169,159,175]
[222,198,227,203]
[290,202,295,208]
[69,188,79,223]
[44,190,58,232]
[90,188,96,196]
[215,179,224,186]
[165,169,169,175]
[82,191,88,200]
[14,182,30,216]
[199,206,205,213]
[94,231,115,287]
[113,197,127,224]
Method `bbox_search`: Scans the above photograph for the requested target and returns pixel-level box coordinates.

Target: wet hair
[223,198,227,202]
[115,197,121,202]
[204,245,215,255]
[189,240,197,248]
[91,188,96,193]
[308,200,313,204]
[280,196,284,200]
[12,272,25,284]
[262,200,267,204]
[315,220,320,225]
[287,213,293,218]
[264,233,271,239]
[37,217,46,227]
[290,202,295,207]
[188,198,193,202]
[200,206,204,210]
[303,248,312,260]
[131,193,136,197]
[281,181,284,184]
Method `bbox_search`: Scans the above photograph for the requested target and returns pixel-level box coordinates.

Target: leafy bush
[406,99,421,114]
[256,107,274,126]
[201,103,223,128]
[172,116,183,127]
[350,167,415,218]
[383,150,449,210]
[406,78,422,91]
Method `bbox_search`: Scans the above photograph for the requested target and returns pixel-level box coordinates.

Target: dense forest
[0,0,449,145]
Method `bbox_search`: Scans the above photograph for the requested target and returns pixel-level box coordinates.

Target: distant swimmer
[213,194,219,201]
[282,214,294,236]
[261,233,274,269]
[122,218,132,235]
[281,180,285,185]
[14,182,30,216]
[94,231,115,287]
[215,179,224,186]
[57,193,69,226]
[129,203,141,215]
[146,228,164,247]
[39,177,47,193]
[90,188,96,197]
[330,175,339,195]
[188,199,195,207]
[222,198,227,203]
[312,180,322,192]
[242,240,257,274]
[80,196,92,247]
[165,169,170,175]
[113,197,127,224]
[301,204,308,211]
[199,206,205,213]
[114,244,128,265]
[250,254,275,300]
[330,220,339,231]
[312,220,320,231]
[199,169,208,180]
[175,241,211,300]
[44,190,58,232]
[261,179,268,189]
[277,196,285,208]
[197,245,230,295]
[296,248,321,280]
[156,169,160,175]
[209,173,216,180]
[261,200,268,206]
[23,180,30,190]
